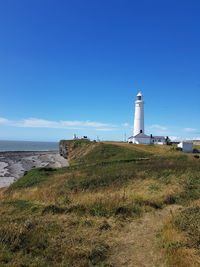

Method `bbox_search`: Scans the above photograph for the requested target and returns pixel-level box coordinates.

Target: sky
[0,0,200,142]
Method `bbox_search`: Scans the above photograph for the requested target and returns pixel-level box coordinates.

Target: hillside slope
[0,141,200,266]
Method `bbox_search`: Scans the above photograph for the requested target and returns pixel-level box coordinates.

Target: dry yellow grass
[161,220,200,267]
[103,141,183,156]
[3,170,184,215]
[1,141,200,266]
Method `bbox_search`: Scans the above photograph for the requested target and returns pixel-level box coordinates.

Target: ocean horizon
[0,140,59,151]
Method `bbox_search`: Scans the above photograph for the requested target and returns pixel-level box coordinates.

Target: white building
[129,133,151,144]
[133,92,144,136]
[150,135,167,145]
[177,142,193,153]
[128,92,168,145]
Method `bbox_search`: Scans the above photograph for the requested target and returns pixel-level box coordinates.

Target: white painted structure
[134,92,144,136]
[151,135,167,145]
[177,142,193,153]
[128,134,167,145]
[129,133,151,144]
[73,134,78,140]
[128,92,168,145]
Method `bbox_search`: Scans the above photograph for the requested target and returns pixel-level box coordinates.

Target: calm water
[0,140,58,151]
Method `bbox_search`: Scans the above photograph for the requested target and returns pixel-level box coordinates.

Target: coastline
[0,151,68,189]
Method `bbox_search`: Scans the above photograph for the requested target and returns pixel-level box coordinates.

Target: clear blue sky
[0,0,200,141]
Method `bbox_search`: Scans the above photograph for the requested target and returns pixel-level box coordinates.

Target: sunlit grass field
[0,141,200,266]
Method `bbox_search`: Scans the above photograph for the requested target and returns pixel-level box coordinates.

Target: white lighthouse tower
[128,91,168,144]
[128,91,151,144]
[133,92,145,136]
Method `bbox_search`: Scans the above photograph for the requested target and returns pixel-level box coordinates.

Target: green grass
[160,205,200,266]
[60,139,92,146]
[174,206,200,249]
[7,167,57,191]
[0,214,111,267]
[72,143,151,165]
[66,161,138,191]
[1,141,200,266]
[0,200,40,213]
[0,218,67,266]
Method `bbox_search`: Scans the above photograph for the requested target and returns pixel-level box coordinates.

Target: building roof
[151,136,166,139]
[129,133,150,139]
[137,92,143,97]
[128,135,168,140]
[179,141,193,145]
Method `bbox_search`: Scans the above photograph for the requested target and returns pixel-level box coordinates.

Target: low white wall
[153,142,165,145]
[178,142,193,153]
[132,137,151,144]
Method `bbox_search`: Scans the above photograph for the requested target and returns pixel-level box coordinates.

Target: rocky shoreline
[0,151,68,189]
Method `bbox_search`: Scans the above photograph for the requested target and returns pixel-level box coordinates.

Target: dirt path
[110,205,183,267]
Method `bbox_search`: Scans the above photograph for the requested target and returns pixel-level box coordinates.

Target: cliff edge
[59,139,97,163]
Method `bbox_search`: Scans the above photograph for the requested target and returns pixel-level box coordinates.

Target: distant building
[150,135,168,145]
[177,142,193,153]
[72,135,90,141]
[128,92,168,145]
[128,134,168,145]
[73,134,78,140]
[128,133,151,144]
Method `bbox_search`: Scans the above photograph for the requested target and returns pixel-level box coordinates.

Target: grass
[0,199,40,213]
[174,206,200,249]
[160,205,200,266]
[74,143,151,164]
[1,141,200,266]
[7,167,57,191]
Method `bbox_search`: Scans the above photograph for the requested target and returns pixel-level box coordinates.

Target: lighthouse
[128,91,151,144]
[128,91,168,144]
[133,92,145,136]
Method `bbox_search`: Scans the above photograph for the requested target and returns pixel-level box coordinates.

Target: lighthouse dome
[136,92,143,101]
[137,92,143,96]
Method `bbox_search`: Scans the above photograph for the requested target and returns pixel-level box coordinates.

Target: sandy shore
[0,151,68,189]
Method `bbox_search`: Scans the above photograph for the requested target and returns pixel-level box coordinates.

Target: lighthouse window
[137,96,142,100]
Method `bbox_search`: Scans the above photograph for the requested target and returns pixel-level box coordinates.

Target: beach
[0,151,68,189]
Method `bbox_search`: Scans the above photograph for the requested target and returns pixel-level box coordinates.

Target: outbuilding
[150,135,168,145]
[128,133,151,144]
[177,142,193,153]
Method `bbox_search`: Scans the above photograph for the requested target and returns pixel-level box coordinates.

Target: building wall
[128,137,151,144]
[153,141,165,145]
[178,142,193,153]
[128,137,167,145]
[134,100,144,136]
[151,138,166,145]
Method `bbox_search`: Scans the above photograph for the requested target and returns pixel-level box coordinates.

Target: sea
[0,140,59,151]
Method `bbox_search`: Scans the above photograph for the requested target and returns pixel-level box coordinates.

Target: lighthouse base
[128,133,151,144]
[128,133,167,145]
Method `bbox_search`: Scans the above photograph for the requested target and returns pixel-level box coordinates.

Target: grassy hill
[0,141,200,266]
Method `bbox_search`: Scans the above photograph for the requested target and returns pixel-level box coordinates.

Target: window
[137,96,142,100]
